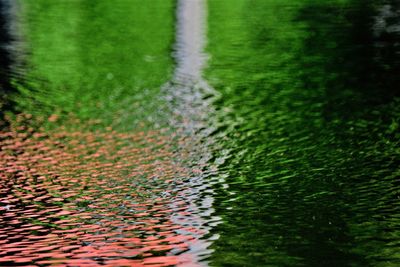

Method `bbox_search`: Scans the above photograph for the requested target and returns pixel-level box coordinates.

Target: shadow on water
[205,0,400,266]
[296,0,400,120]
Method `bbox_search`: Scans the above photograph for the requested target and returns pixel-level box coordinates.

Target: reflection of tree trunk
[373,2,400,91]
[0,0,15,128]
[374,2,400,37]
[0,1,12,93]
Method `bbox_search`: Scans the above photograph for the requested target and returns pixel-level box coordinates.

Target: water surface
[205,0,400,266]
[0,0,400,266]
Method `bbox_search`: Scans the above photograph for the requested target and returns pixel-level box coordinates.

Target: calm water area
[0,0,399,266]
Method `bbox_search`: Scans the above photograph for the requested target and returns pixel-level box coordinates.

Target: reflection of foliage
[10,0,175,130]
[206,0,400,266]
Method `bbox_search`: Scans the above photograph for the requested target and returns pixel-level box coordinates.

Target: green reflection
[11,0,174,130]
[206,0,400,266]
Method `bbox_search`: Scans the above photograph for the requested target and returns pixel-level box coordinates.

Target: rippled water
[1,0,400,266]
[205,0,400,266]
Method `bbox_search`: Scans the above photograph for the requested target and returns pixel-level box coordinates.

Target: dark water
[0,0,400,266]
[205,0,400,266]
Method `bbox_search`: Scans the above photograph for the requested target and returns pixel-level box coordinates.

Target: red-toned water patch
[0,114,207,266]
